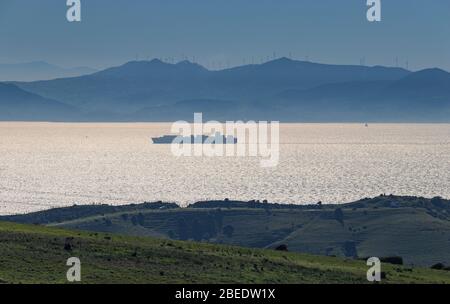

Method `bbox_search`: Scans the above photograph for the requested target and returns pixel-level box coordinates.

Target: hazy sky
[1,0,449,71]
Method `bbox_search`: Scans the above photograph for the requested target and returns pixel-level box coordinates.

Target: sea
[1,122,449,215]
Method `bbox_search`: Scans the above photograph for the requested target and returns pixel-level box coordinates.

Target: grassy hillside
[4,196,450,267]
[4,195,450,267]
[1,221,450,284]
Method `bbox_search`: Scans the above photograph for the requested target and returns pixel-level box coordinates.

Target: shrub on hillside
[380,256,403,265]
[431,263,446,270]
[275,244,288,252]
[223,225,234,238]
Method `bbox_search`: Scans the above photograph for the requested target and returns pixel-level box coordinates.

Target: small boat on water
[152,133,238,144]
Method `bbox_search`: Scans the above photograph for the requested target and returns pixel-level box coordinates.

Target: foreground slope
[1,221,450,284]
[4,196,450,268]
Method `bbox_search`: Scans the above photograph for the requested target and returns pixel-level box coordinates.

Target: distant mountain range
[0,83,81,121]
[0,61,96,82]
[1,58,450,122]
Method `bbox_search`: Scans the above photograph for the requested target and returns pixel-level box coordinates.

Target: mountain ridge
[4,59,450,122]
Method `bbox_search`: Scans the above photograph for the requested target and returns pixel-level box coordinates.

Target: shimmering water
[1,122,450,215]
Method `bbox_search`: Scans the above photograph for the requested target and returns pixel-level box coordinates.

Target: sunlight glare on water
[1,122,450,215]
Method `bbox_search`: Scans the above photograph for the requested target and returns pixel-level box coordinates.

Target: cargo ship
[152,133,237,144]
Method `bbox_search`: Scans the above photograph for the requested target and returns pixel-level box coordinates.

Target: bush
[131,215,138,226]
[64,237,74,251]
[334,208,345,225]
[431,263,446,270]
[380,256,403,265]
[275,244,288,252]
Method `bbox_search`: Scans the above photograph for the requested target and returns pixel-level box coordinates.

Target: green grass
[43,204,450,267]
[1,221,450,284]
